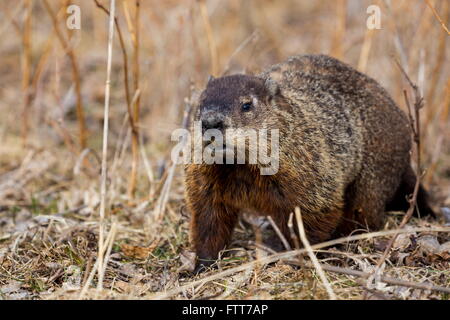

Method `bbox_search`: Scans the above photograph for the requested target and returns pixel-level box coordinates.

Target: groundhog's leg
[340,197,385,235]
[189,201,238,271]
[339,174,395,234]
[385,165,435,217]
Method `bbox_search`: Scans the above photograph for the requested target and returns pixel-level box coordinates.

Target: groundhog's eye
[241,102,253,112]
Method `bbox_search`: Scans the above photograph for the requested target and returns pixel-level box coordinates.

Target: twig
[78,221,117,299]
[424,0,450,35]
[93,0,141,200]
[152,226,449,299]
[382,0,409,74]
[221,30,259,76]
[357,28,374,72]
[330,0,347,59]
[81,254,94,288]
[424,1,448,126]
[287,212,300,250]
[54,205,88,217]
[152,97,192,222]
[286,261,450,295]
[43,0,87,150]
[96,0,116,294]
[139,129,156,200]
[128,0,142,199]
[369,60,425,291]
[295,207,337,300]
[96,222,118,297]
[108,89,140,200]
[46,117,78,155]
[73,148,102,176]
[198,0,219,76]
[93,0,133,126]
[21,0,32,145]
[267,215,291,251]
[0,2,23,36]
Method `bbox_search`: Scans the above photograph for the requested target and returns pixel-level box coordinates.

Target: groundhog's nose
[201,112,225,132]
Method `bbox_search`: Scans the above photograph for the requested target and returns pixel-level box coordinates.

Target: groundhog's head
[186,74,281,173]
[195,74,280,132]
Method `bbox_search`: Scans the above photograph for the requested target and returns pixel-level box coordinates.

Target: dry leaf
[417,235,441,255]
[436,241,450,260]
[393,234,412,251]
[120,244,154,260]
[441,207,450,224]
[178,249,196,273]
[62,265,81,291]
[439,241,450,254]
[1,280,22,295]
[374,239,389,251]
[114,280,131,293]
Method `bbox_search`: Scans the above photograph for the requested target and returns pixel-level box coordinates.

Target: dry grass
[0,0,449,300]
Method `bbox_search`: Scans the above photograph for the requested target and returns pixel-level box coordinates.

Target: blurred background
[0,0,448,299]
[1,0,449,198]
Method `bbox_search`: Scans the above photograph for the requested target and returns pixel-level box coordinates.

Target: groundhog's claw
[193,259,215,275]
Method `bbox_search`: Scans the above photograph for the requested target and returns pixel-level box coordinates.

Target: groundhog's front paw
[193,258,216,275]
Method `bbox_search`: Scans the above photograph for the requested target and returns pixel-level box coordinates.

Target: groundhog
[184,54,434,271]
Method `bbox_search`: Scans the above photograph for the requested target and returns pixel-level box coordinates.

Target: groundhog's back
[261,54,412,190]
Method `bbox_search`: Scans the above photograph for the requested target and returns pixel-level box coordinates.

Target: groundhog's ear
[265,78,280,97]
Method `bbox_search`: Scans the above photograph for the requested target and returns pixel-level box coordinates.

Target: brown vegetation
[0,0,449,300]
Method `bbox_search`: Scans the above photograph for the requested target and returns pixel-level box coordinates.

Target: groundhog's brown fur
[184,54,434,270]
